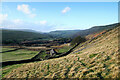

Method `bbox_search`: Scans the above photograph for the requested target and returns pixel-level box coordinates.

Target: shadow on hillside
[1,59,42,67]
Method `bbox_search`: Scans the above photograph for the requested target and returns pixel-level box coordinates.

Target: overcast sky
[0,2,118,32]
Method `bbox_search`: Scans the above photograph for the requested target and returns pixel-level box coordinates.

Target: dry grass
[3,26,119,78]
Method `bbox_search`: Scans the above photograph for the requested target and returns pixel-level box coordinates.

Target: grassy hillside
[74,23,119,37]
[49,23,118,38]
[3,24,119,78]
[2,29,53,44]
[49,30,80,38]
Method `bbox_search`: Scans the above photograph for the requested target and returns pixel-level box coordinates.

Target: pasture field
[1,47,16,52]
[1,45,71,62]
[57,46,71,53]
[1,48,39,62]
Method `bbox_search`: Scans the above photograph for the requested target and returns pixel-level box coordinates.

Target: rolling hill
[49,30,81,38]
[49,23,119,38]
[73,23,119,38]
[3,24,119,78]
[1,29,53,44]
[2,23,118,44]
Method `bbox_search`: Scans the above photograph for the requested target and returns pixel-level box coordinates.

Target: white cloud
[0,18,30,29]
[62,7,71,14]
[0,18,50,32]
[40,20,47,25]
[17,4,30,14]
[13,19,23,24]
[17,4,36,18]
[0,14,54,32]
[0,14,8,24]
[0,14,24,28]
[29,14,36,18]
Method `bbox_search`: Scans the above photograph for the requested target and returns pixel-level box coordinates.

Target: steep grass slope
[4,25,119,78]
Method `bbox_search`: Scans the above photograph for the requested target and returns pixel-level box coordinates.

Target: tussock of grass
[89,53,98,58]
[2,64,23,77]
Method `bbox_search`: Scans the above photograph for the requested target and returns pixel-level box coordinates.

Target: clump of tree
[70,36,86,46]
[53,38,72,44]
[2,39,23,47]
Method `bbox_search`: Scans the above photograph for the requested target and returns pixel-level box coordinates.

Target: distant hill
[2,29,53,44]
[49,23,119,38]
[49,30,81,38]
[1,23,119,44]
[74,23,119,37]
[2,29,41,33]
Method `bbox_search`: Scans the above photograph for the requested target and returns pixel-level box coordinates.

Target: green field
[1,48,39,62]
[1,47,16,52]
[57,46,71,53]
[1,46,71,62]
